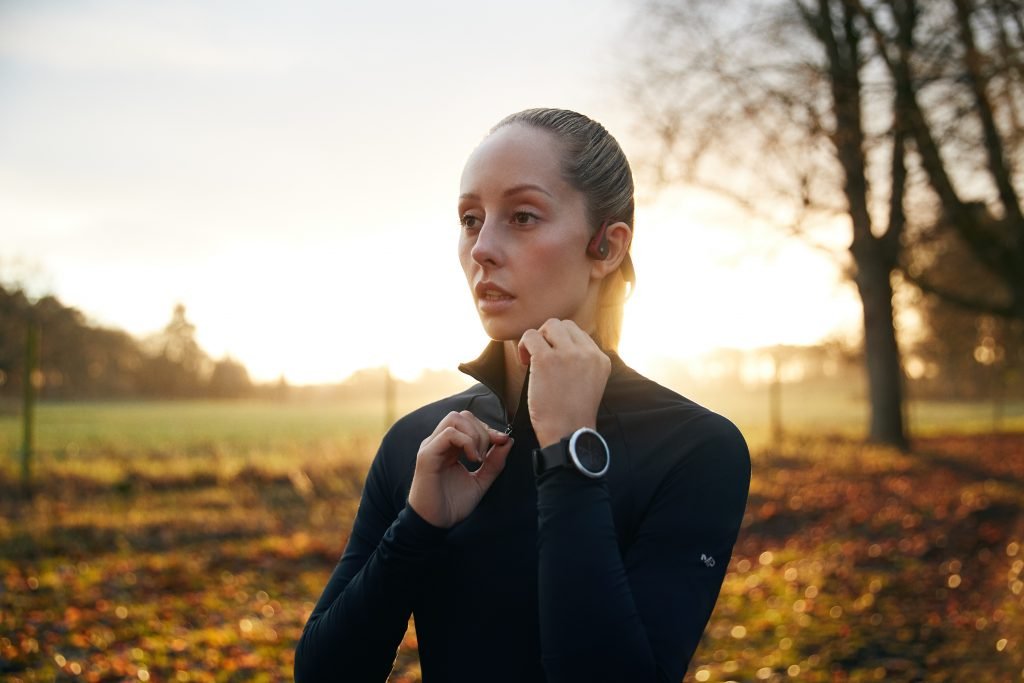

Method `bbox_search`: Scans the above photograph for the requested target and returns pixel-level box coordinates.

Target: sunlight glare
[618,188,861,377]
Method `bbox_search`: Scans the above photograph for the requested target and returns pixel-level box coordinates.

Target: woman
[294,109,751,682]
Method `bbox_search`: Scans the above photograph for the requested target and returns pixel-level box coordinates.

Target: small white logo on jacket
[700,553,716,567]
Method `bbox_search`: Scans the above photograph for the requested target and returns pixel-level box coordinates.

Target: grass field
[1,398,1023,681]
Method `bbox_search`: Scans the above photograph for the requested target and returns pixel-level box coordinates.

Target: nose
[469,218,502,268]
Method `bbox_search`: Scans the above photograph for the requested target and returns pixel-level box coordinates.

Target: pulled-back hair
[490,108,635,351]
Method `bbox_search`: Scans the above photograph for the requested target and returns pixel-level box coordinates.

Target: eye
[511,211,540,226]
[460,213,482,230]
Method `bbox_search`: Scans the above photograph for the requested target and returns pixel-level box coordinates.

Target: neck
[502,341,528,417]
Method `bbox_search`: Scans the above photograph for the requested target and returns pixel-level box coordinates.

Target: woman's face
[458,124,598,342]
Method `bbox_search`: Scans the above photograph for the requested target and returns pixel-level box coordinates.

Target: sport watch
[532,427,610,479]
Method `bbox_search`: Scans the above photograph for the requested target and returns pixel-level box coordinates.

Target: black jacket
[294,340,751,682]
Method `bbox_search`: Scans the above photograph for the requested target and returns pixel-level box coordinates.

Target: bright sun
[107,189,861,386]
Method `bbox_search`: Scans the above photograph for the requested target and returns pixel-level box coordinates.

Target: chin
[479,309,590,342]
[478,317,530,343]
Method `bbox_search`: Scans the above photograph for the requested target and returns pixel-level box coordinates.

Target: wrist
[533,427,610,479]
[407,484,450,529]
[406,498,448,530]
[536,421,596,450]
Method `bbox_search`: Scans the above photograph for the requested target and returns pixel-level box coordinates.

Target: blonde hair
[491,109,635,352]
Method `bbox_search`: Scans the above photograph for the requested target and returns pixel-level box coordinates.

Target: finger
[473,437,513,490]
[422,425,479,462]
[485,426,511,450]
[517,328,550,366]
[422,411,510,464]
[562,319,596,346]
[458,410,494,458]
[538,318,575,349]
[487,426,511,441]
[423,410,467,444]
[459,411,512,458]
[425,411,488,458]
[451,415,510,462]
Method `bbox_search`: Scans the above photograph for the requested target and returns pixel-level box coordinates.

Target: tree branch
[903,268,1020,318]
[952,0,1024,225]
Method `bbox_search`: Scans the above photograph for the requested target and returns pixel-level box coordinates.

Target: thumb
[472,438,513,490]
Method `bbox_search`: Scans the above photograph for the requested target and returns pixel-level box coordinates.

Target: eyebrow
[459,183,554,201]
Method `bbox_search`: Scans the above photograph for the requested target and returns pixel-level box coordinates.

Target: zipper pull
[505,423,513,435]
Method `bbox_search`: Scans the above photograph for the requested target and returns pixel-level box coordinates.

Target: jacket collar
[457,339,508,401]
[457,339,628,420]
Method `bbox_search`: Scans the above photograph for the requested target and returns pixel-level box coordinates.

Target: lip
[475,281,516,314]
[475,281,514,299]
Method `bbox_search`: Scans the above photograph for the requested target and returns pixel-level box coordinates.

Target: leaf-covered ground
[695,433,1023,682]
[1,432,1021,682]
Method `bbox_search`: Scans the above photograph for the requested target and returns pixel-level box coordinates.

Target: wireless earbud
[588,219,636,297]
[587,221,610,260]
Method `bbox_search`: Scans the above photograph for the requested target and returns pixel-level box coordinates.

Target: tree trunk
[854,257,908,449]
[816,0,909,449]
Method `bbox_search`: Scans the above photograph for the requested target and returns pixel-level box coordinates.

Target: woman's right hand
[407,410,514,529]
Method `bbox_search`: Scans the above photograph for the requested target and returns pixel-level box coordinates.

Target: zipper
[457,342,530,437]
[504,365,530,437]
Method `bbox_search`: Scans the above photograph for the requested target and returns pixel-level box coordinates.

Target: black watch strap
[533,437,573,477]
[532,428,610,479]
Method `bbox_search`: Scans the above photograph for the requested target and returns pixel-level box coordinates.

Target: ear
[589,221,632,281]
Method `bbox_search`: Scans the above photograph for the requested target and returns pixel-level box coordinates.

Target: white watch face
[571,430,609,476]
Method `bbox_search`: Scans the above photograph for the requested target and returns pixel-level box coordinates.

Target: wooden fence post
[384,366,396,432]
[21,313,40,497]
[770,351,783,446]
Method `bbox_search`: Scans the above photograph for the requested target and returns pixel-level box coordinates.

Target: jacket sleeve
[535,416,751,682]
[293,436,447,682]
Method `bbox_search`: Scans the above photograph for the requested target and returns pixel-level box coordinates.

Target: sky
[0,0,863,384]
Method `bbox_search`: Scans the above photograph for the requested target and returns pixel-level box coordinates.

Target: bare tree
[631,0,1024,448]
[854,0,1024,318]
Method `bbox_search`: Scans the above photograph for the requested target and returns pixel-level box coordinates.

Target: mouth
[475,282,515,301]
[480,290,514,302]
[475,282,516,311]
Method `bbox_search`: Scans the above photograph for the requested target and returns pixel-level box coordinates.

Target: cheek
[531,235,588,280]
[457,239,474,277]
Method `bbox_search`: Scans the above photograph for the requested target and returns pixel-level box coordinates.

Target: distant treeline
[0,282,1020,403]
[0,285,262,400]
[663,306,1024,404]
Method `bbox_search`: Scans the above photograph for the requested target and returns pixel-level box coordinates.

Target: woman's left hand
[518,318,611,449]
